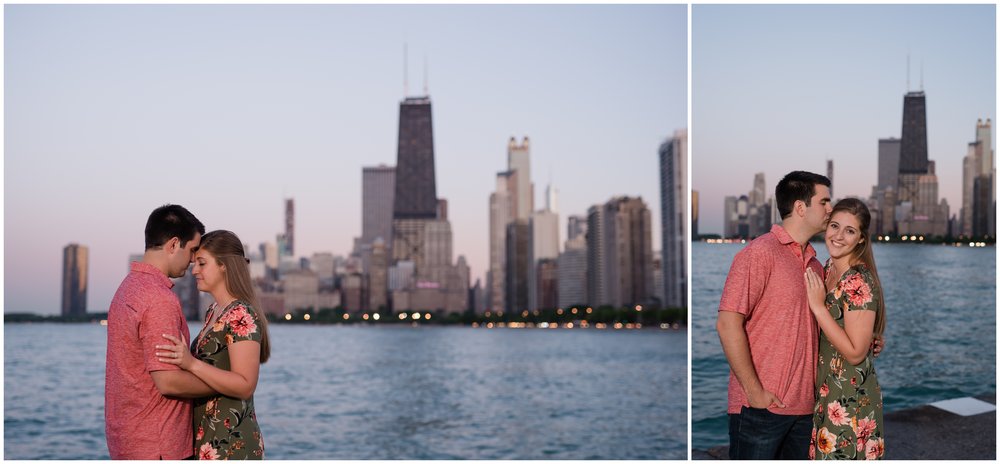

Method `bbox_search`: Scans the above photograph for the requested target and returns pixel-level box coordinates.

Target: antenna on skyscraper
[423,55,428,96]
[920,59,924,91]
[403,43,409,98]
[906,52,910,91]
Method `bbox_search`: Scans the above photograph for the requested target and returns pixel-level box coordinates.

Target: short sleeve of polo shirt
[719,244,770,318]
[140,301,184,373]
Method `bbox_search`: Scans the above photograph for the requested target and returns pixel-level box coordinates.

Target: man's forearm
[151,370,216,398]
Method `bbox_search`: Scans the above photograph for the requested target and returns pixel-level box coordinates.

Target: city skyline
[693,4,995,236]
[5,5,686,314]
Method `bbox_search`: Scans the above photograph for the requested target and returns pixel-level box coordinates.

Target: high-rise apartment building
[588,197,653,308]
[557,233,588,309]
[659,129,687,308]
[62,243,88,317]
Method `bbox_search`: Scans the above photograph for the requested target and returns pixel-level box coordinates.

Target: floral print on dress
[191,300,265,460]
[810,264,884,460]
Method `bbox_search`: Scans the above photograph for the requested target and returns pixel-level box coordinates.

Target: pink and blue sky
[693,4,995,235]
[5,5,687,314]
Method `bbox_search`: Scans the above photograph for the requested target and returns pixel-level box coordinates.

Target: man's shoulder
[113,272,178,311]
[733,232,779,257]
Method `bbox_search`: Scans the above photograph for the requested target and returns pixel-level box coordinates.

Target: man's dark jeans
[729,406,812,460]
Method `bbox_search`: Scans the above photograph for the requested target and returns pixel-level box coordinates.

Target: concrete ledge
[694,394,996,460]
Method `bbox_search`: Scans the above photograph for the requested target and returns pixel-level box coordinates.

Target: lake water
[691,241,997,451]
[4,324,686,459]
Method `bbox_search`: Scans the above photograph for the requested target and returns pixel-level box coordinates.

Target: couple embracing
[105,204,271,460]
[718,171,887,460]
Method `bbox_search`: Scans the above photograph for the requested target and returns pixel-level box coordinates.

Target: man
[716,171,831,459]
[105,204,215,459]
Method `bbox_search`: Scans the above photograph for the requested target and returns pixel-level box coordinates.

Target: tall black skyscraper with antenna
[899,91,929,175]
[393,96,438,219]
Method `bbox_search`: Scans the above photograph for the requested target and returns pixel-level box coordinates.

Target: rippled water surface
[5,325,686,459]
[691,242,996,450]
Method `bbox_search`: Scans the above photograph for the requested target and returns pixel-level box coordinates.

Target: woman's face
[192,249,226,294]
[825,211,863,260]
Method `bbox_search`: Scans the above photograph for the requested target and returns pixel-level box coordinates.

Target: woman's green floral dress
[192,300,265,460]
[810,263,884,460]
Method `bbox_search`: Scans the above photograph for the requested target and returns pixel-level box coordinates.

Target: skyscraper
[557,233,588,308]
[876,134,901,235]
[507,137,533,220]
[505,219,529,313]
[589,197,653,308]
[898,91,930,205]
[362,165,396,248]
[659,129,687,309]
[488,171,515,312]
[967,119,995,237]
[749,172,766,207]
[723,196,738,238]
[285,198,295,256]
[528,207,559,310]
[62,243,88,317]
[962,142,979,236]
[899,91,929,174]
[394,97,438,220]
[827,159,834,199]
[878,138,901,192]
[392,95,438,274]
[893,90,949,237]
[692,190,699,238]
[748,172,770,238]
[586,205,606,307]
[388,94,466,313]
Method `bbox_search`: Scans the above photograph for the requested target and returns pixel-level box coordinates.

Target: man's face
[803,185,832,235]
[168,232,202,279]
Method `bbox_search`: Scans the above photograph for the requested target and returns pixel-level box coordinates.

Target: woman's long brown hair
[830,198,885,337]
[200,230,271,363]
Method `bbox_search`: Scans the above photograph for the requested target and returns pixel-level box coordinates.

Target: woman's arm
[805,268,876,365]
[156,334,260,400]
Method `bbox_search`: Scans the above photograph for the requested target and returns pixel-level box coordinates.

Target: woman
[805,198,885,460]
[156,230,271,460]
